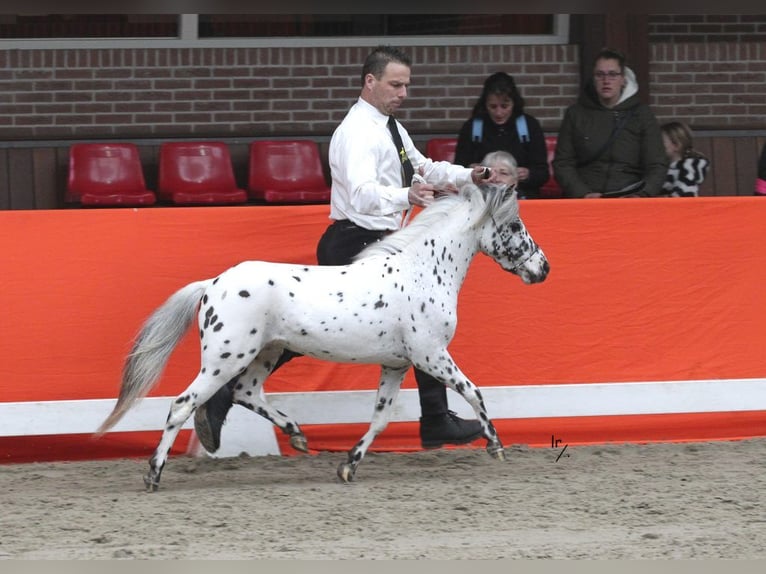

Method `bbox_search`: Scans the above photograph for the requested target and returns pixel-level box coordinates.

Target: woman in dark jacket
[454,72,549,199]
[553,48,668,198]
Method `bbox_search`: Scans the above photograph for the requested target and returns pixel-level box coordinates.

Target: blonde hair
[661,121,707,160]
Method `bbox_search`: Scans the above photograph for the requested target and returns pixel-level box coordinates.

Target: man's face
[593,57,625,108]
[364,62,411,116]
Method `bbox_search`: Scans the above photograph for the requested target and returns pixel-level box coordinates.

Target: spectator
[659,121,710,197]
[756,143,766,196]
[454,72,549,199]
[481,150,519,189]
[552,48,668,198]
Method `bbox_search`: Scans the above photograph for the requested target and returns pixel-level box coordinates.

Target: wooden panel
[56,147,71,208]
[733,137,757,197]
[2,134,765,210]
[710,137,736,197]
[694,136,714,197]
[32,148,59,209]
[8,149,35,210]
[0,149,9,210]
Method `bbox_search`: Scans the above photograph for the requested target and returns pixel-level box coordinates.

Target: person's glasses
[594,71,622,80]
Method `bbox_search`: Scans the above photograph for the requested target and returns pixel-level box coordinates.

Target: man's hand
[408,180,436,207]
[470,165,502,185]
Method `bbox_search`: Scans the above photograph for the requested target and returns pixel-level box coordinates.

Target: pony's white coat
[97,182,549,490]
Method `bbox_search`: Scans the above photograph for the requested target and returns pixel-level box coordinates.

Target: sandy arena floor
[1,438,765,559]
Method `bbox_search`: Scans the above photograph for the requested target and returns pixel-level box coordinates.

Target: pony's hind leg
[337,365,408,483]
[145,372,231,491]
[416,353,505,461]
[230,347,308,452]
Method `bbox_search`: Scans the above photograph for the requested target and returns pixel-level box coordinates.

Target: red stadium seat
[540,136,563,199]
[248,140,331,204]
[426,138,458,163]
[158,142,248,205]
[66,143,156,206]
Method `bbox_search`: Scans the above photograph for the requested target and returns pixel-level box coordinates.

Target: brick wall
[648,14,766,42]
[1,38,765,142]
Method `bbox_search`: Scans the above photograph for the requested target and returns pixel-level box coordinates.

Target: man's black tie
[387,115,415,186]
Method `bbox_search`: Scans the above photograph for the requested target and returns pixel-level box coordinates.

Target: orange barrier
[1,197,765,463]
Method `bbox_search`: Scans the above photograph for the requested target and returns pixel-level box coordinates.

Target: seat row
[66,140,332,207]
[425,136,563,199]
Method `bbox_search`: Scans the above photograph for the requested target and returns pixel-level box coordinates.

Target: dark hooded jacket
[552,67,668,198]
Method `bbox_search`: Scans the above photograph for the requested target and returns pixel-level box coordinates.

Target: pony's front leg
[337,365,408,483]
[418,355,505,461]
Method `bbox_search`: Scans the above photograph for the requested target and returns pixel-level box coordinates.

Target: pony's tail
[94,279,212,437]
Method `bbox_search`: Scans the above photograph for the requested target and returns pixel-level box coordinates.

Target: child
[660,121,710,197]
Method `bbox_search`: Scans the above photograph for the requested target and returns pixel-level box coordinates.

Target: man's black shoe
[419,411,483,449]
[193,384,233,453]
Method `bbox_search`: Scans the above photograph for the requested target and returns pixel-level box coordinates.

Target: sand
[1,438,765,559]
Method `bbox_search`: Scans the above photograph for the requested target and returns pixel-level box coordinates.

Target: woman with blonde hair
[660,121,710,197]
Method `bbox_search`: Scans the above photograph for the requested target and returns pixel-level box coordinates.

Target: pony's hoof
[143,473,160,492]
[486,442,506,461]
[337,462,355,483]
[289,433,309,453]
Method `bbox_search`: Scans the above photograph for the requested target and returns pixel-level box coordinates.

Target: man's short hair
[361,45,411,86]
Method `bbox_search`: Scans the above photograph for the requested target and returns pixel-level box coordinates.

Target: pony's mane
[356,183,518,260]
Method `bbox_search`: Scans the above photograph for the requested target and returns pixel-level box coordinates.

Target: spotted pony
[96,182,549,491]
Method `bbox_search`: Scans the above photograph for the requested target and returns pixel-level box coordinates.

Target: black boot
[193,351,299,453]
[419,411,483,449]
[193,383,234,453]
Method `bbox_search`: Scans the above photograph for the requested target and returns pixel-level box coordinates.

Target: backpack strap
[472,117,483,142]
[516,115,530,143]
[473,115,530,144]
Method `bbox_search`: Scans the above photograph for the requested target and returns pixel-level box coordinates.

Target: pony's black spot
[268,279,275,286]
[202,294,208,304]
[289,292,295,298]
[374,299,385,309]
[301,329,308,335]
[220,352,231,359]
[212,369,220,376]
[237,353,245,359]
[292,276,301,282]
[420,302,426,313]
[250,328,257,335]
[213,322,224,332]
[239,290,250,298]
[174,396,190,404]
